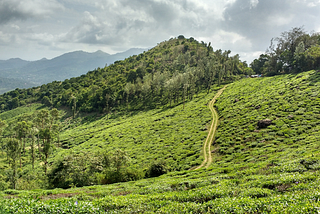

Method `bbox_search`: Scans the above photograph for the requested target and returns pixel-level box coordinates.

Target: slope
[212,70,320,173]
[52,88,222,171]
[2,70,320,213]
[194,85,227,169]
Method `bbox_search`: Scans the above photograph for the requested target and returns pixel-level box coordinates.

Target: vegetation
[0,36,247,191]
[251,27,320,76]
[1,69,320,213]
[1,30,320,212]
[0,37,248,114]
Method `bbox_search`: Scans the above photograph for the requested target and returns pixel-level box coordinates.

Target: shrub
[146,161,167,178]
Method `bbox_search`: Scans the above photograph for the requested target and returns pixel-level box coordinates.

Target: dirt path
[194,85,228,170]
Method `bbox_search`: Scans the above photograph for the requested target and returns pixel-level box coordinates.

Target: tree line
[0,109,60,189]
[251,27,320,76]
[0,36,251,115]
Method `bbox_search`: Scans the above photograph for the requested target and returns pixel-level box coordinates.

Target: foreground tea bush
[0,198,102,214]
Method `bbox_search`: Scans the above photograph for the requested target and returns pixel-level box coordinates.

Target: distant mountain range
[0,48,147,94]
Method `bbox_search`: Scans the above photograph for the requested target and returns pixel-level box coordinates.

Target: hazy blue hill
[0,76,37,94]
[0,58,30,70]
[0,48,146,94]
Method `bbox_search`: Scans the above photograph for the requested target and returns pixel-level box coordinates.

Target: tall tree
[29,127,38,169]
[0,119,6,156]
[6,138,20,189]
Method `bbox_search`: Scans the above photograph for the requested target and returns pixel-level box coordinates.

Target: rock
[257,119,272,129]
[288,115,294,119]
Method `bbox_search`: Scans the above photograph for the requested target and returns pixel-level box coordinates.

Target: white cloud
[250,0,259,8]
[267,14,294,27]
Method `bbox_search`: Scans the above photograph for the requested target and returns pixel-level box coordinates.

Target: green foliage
[48,152,102,189]
[3,37,320,212]
[251,27,320,75]
[0,37,247,114]
[145,160,167,178]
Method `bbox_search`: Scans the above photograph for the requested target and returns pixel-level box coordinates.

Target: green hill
[0,36,248,188]
[1,70,320,213]
[1,33,320,213]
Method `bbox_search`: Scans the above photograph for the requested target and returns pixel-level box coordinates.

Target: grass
[53,88,222,171]
[2,70,320,213]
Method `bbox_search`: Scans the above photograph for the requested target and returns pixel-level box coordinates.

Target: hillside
[1,70,320,213]
[0,36,249,188]
[0,37,248,113]
[0,48,146,94]
[0,77,36,94]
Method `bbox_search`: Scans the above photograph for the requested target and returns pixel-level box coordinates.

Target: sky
[0,0,320,63]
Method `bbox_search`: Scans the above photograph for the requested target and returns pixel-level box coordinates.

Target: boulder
[257,119,272,129]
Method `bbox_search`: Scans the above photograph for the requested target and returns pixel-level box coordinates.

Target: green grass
[0,103,44,121]
[53,88,221,171]
[2,71,320,213]
[212,70,320,174]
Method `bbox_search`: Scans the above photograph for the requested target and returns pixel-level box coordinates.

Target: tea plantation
[1,70,320,213]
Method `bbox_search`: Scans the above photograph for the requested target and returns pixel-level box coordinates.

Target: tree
[0,119,6,156]
[29,127,38,169]
[105,93,110,119]
[6,138,20,189]
[250,54,269,74]
[103,149,130,183]
[39,128,52,175]
[124,83,135,110]
[48,152,102,188]
[42,96,52,107]
[294,41,306,72]
[72,96,77,119]
[14,121,30,168]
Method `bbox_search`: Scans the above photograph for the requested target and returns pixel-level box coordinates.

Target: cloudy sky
[0,0,320,63]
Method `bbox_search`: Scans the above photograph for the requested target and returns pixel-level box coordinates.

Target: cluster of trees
[48,149,166,189]
[0,109,60,189]
[0,37,251,115]
[1,109,167,190]
[48,149,134,188]
[251,27,320,76]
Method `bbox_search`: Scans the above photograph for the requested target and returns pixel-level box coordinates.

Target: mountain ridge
[0,48,147,94]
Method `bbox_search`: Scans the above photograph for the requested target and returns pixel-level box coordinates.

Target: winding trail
[194,85,228,170]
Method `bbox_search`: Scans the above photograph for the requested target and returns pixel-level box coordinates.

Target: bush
[146,161,167,178]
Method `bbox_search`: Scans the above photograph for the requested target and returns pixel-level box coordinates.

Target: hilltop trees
[0,37,248,114]
[251,27,320,75]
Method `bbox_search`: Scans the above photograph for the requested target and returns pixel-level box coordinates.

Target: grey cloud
[63,0,216,47]
[0,1,30,24]
[222,0,320,51]
[0,0,64,25]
